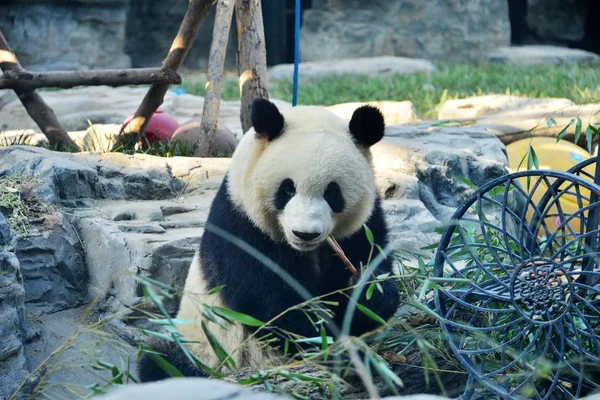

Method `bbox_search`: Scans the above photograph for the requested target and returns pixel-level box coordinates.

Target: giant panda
[137,99,400,382]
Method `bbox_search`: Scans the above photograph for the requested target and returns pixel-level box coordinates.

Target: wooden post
[123,0,217,136]
[198,0,235,156]
[0,30,77,151]
[235,0,269,134]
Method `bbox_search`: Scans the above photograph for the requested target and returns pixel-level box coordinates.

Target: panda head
[227,99,385,252]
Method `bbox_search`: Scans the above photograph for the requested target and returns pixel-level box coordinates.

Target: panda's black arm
[325,199,400,336]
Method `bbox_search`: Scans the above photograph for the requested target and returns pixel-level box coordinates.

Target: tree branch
[198,0,235,156]
[0,29,77,151]
[0,68,182,91]
[123,0,218,136]
[235,0,269,134]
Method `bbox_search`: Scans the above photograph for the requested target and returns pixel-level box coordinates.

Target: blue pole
[292,0,301,107]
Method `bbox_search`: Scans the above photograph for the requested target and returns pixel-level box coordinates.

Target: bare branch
[123,0,218,136]
[199,0,235,156]
[0,29,77,150]
[235,0,269,134]
[0,68,182,91]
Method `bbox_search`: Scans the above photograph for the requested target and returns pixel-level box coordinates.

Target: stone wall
[124,1,238,70]
[0,0,131,71]
[1,0,597,71]
[300,0,511,63]
[0,213,29,399]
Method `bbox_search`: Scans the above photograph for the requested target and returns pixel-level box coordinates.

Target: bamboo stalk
[327,236,358,277]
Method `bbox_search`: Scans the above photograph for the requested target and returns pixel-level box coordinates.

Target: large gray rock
[16,212,87,314]
[99,378,283,400]
[0,0,131,71]
[327,101,419,126]
[269,57,436,81]
[23,305,137,399]
[0,213,29,399]
[487,45,599,66]
[98,378,452,400]
[373,125,508,251]
[438,95,600,146]
[0,146,226,205]
[300,0,510,63]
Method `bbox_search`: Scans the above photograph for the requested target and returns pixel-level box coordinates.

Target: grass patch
[0,174,52,234]
[180,62,600,120]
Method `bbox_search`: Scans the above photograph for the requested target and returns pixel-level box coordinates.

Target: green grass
[180,62,600,120]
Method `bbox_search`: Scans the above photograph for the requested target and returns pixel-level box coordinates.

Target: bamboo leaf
[366,282,376,300]
[212,306,264,327]
[363,224,375,245]
[587,125,594,153]
[201,321,236,369]
[356,304,386,325]
[574,118,582,143]
[455,176,478,190]
[146,352,184,378]
[207,285,226,295]
[557,119,575,142]
[147,318,193,326]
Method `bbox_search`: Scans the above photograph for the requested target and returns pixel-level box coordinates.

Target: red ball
[122,110,180,143]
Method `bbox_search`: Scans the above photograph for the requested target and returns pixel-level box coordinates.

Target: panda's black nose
[292,230,320,241]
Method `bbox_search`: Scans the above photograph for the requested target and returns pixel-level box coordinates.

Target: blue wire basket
[434,165,600,399]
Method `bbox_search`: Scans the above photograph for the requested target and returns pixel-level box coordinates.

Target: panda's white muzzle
[280,196,333,251]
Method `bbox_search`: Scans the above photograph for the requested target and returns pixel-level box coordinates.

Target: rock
[269,57,436,81]
[171,120,238,157]
[438,95,575,120]
[16,212,87,314]
[327,101,418,125]
[0,1,130,71]
[0,146,225,204]
[373,125,508,250]
[23,305,137,399]
[384,397,450,400]
[75,194,217,309]
[299,0,510,63]
[98,378,454,400]
[437,95,600,146]
[0,86,291,138]
[487,45,599,66]
[526,0,588,43]
[98,378,283,400]
[0,212,29,399]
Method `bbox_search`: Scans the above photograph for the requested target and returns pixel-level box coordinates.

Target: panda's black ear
[349,105,385,147]
[251,98,285,141]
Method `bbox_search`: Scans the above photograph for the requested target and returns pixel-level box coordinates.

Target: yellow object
[505,137,594,237]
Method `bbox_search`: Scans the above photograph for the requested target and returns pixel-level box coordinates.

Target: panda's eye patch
[324,182,345,213]
[275,178,296,210]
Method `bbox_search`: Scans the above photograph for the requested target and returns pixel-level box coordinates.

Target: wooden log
[198,0,235,156]
[0,30,77,151]
[0,68,182,91]
[123,0,217,136]
[235,0,269,134]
